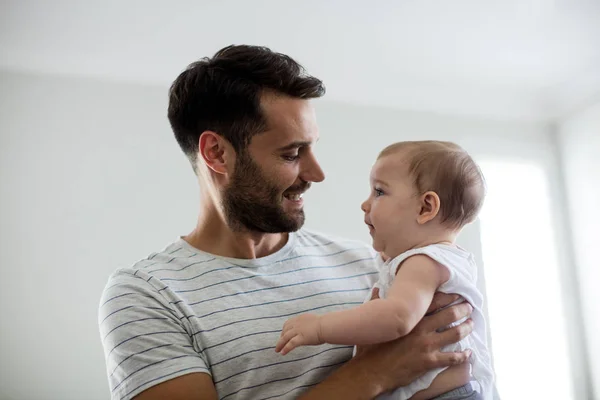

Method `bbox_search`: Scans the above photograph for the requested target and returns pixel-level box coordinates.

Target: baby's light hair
[378,141,486,230]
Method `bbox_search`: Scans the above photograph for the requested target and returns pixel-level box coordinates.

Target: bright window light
[478,160,575,400]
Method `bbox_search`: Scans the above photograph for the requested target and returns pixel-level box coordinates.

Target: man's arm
[99,271,212,400]
[133,373,217,400]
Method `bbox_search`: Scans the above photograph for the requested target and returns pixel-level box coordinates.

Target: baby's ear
[417,191,441,224]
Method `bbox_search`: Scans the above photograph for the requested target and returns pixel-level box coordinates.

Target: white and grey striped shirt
[99,229,378,400]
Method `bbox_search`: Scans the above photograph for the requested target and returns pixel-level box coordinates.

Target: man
[99,45,473,400]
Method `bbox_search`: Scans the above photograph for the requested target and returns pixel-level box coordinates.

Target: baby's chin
[372,239,407,259]
[370,240,382,253]
[377,243,410,260]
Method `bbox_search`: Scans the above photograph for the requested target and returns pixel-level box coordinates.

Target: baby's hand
[275,313,323,355]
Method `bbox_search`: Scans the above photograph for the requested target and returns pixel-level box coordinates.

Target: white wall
[0,70,555,399]
[305,100,554,243]
[0,71,198,400]
[557,101,600,399]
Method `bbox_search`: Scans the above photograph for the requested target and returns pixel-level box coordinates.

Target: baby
[275,141,494,399]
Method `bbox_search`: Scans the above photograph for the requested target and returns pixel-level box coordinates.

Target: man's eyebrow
[276,140,314,152]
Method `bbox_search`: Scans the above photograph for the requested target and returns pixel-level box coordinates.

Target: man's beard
[223,152,309,233]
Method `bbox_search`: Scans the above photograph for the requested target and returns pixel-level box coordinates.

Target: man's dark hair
[168,45,326,172]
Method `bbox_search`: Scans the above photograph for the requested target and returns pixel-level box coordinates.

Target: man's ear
[417,191,441,224]
[198,131,234,175]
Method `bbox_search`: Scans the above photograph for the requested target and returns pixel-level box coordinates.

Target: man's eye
[282,155,300,161]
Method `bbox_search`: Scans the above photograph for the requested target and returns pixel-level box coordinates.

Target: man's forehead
[262,92,314,116]
[276,138,320,151]
[251,126,319,150]
[256,95,319,147]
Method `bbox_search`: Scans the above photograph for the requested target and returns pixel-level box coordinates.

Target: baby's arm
[276,255,449,355]
[320,255,449,343]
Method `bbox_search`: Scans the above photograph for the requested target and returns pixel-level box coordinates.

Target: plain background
[1,1,599,399]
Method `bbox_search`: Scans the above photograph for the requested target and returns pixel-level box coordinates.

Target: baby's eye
[374,188,384,197]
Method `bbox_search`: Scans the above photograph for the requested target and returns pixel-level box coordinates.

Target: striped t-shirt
[98,229,378,400]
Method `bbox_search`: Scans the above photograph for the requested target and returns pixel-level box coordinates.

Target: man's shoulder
[130,239,217,273]
[101,239,217,297]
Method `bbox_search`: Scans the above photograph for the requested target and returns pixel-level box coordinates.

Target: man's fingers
[420,302,473,332]
[430,349,472,369]
[436,319,474,348]
[426,293,462,315]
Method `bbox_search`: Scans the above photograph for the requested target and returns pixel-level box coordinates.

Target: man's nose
[301,151,325,183]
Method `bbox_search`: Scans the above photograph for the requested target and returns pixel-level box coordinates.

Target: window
[478,160,574,400]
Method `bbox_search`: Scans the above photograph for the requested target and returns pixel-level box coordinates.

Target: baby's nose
[361,200,370,212]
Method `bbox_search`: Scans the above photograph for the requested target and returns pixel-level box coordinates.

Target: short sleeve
[98,270,210,400]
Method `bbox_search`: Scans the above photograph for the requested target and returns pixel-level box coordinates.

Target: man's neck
[184,206,289,259]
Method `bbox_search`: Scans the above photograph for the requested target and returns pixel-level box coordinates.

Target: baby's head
[361,140,485,258]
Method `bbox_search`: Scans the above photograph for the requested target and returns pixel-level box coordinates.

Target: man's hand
[276,313,323,355]
[426,292,463,315]
[353,292,473,394]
